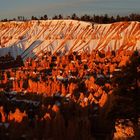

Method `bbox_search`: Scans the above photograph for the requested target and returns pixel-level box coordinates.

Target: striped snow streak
[0,20,140,60]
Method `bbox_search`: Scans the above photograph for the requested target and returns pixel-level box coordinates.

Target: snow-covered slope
[0,20,140,60]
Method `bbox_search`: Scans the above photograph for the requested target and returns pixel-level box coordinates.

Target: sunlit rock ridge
[0,20,140,60]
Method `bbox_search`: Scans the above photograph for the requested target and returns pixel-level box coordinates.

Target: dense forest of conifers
[1,13,140,23]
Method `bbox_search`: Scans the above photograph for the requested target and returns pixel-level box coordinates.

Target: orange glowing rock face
[0,106,6,122]
[99,92,108,107]
[52,105,59,113]
[43,113,51,120]
[0,47,135,102]
[114,119,135,139]
[9,109,27,123]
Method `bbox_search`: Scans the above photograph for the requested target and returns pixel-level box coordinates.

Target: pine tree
[110,51,140,122]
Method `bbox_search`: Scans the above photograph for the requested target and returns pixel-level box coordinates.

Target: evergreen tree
[44,14,48,20]
[109,51,140,122]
